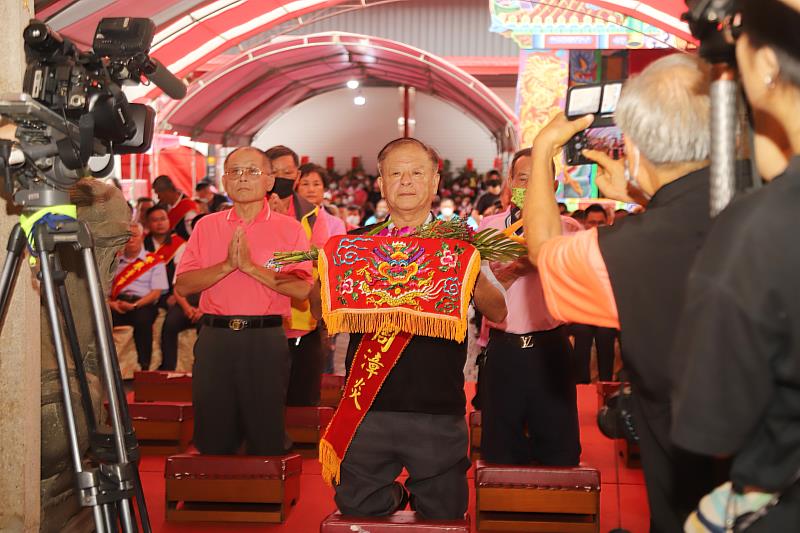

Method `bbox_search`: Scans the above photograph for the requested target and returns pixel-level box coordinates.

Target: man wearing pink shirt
[478,147,582,466]
[175,147,313,455]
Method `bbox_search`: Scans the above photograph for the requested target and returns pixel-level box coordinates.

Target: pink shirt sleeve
[175,218,204,276]
[537,228,620,329]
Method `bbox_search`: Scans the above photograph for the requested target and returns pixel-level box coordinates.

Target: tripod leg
[82,246,139,533]
[52,254,98,436]
[35,238,107,533]
[0,224,27,320]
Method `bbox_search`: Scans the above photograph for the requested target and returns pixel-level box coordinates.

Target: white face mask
[440,207,454,218]
[346,215,361,226]
[624,146,652,200]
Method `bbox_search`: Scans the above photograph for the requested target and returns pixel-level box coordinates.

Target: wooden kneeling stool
[165,453,302,523]
[321,510,470,532]
[475,461,600,533]
[285,406,334,457]
[133,370,192,403]
[128,402,193,454]
[469,410,482,461]
[320,374,345,407]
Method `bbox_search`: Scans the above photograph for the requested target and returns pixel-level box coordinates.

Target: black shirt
[672,157,800,492]
[343,224,467,416]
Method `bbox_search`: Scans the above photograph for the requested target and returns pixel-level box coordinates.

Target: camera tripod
[0,206,150,532]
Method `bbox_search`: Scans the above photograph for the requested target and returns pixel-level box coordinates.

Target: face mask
[440,207,454,218]
[375,209,388,219]
[511,187,526,209]
[271,177,294,199]
[346,215,361,226]
[624,147,652,200]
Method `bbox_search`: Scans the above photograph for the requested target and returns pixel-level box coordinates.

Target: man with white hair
[523,53,724,532]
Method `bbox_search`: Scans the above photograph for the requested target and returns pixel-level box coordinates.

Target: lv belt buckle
[520,334,535,349]
[228,318,247,331]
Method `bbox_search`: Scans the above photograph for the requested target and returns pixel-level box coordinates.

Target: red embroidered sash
[316,235,481,486]
[110,237,184,298]
[167,197,197,230]
[319,323,412,486]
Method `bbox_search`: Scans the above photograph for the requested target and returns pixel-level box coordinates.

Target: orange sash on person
[167,197,197,231]
[316,235,481,486]
[110,237,184,298]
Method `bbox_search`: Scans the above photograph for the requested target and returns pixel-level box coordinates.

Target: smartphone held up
[564,81,625,166]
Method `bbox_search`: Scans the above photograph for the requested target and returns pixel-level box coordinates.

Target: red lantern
[493,157,502,170]
[351,156,360,170]
[300,155,310,165]
[466,158,474,171]
[326,156,334,171]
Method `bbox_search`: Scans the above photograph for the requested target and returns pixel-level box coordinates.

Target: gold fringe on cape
[317,246,481,344]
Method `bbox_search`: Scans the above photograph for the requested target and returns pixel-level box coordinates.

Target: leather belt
[489,328,558,350]
[202,315,282,331]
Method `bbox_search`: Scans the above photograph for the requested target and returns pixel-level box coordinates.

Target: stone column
[0,1,41,532]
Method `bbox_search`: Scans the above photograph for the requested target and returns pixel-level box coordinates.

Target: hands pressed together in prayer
[225,227,258,275]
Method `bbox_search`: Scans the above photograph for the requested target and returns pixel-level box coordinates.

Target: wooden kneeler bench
[475,461,600,533]
[165,453,302,523]
[133,371,192,403]
[320,374,345,407]
[470,410,482,461]
[321,510,470,532]
[128,402,193,454]
[286,406,334,457]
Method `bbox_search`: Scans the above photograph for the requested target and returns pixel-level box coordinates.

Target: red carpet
[138,384,649,532]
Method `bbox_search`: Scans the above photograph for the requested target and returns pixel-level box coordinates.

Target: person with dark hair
[557,202,568,215]
[175,147,313,455]
[613,208,629,223]
[524,53,724,531]
[195,181,229,213]
[672,1,800,528]
[327,137,506,520]
[583,203,608,229]
[478,147,583,466]
[475,179,503,217]
[135,196,155,226]
[152,174,199,240]
[109,223,169,371]
[570,208,586,226]
[264,146,333,405]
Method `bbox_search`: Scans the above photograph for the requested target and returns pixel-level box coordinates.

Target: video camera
[0,17,186,209]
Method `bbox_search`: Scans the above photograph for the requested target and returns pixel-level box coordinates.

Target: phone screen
[567,85,602,117]
[600,83,622,114]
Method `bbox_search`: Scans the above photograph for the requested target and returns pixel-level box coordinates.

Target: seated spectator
[437,197,478,230]
[152,174,199,240]
[195,181,229,213]
[475,179,503,217]
[344,205,363,230]
[143,206,185,308]
[109,223,169,371]
[134,197,154,226]
[558,202,568,215]
[570,209,586,226]
[583,203,608,229]
[363,198,389,226]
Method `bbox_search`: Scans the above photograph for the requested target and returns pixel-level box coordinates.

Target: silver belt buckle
[228,318,247,331]
[520,334,535,349]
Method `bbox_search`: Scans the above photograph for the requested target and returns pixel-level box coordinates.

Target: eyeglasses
[224,167,265,178]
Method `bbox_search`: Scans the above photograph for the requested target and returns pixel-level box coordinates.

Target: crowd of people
[107,1,800,529]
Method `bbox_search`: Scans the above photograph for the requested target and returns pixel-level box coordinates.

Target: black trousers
[192,324,290,455]
[286,327,324,406]
[631,392,725,533]
[570,324,617,383]
[481,326,581,466]
[334,411,470,520]
[111,304,159,371]
[159,306,198,371]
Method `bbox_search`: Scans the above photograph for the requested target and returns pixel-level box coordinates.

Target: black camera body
[22,18,157,154]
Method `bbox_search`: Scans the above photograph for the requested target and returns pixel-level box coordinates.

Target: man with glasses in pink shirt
[175,147,313,455]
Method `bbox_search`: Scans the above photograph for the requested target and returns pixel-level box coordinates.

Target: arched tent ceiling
[157,32,519,151]
[40,0,697,103]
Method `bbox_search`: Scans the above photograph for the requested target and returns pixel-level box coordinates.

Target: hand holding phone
[565,82,624,166]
